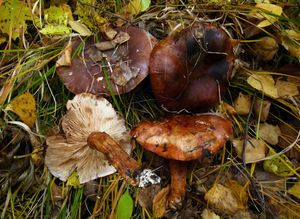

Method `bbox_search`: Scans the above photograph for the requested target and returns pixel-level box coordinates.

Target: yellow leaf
[6,92,36,128]
[288,181,300,199]
[68,20,92,36]
[247,74,278,98]
[126,0,151,16]
[66,171,82,188]
[276,80,299,98]
[255,3,282,28]
[201,209,220,219]
[281,30,300,60]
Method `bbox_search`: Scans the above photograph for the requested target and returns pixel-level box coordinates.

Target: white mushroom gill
[45,93,131,183]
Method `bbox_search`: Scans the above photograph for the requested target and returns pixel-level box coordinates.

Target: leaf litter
[0,0,300,218]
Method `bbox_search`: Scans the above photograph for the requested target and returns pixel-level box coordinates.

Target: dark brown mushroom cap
[149,23,235,112]
[130,114,232,161]
[56,26,156,95]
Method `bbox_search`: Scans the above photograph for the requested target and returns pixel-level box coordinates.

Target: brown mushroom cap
[56,26,156,95]
[149,23,235,112]
[130,114,232,161]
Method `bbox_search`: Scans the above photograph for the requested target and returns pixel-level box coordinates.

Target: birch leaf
[6,92,36,128]
[276,80,299,98]
[247,74,278,98]
[255,3,282,28]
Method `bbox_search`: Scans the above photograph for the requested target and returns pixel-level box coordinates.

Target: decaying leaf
[254,99,271,122]
[204,183,246,215]
[39,5,72,35]
[258,123,281,145]
[233,92,251,115]
[201,208,221,219]
[288,181,300,199]
[6,92,36,128]
[0,0,32,40]
[125,0,151,16]
[69,20,92,36]
[254,3,283,28]
[152,185,170,218]
[137,184,161,209]
[233,138,266,163]
[281,30,300,60]
[264,150,295,177]
[254,37,278,61]
[247,74,278,98]
[275,80,299,98]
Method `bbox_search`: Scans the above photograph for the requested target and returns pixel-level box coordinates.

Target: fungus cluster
[46,22,235,213]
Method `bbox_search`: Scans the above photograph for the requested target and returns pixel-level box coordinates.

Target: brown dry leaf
[0,81,13,104]
[233,138,266,163]
[201,208,221,219]
[6,92,36,128]
[225,180,248,207]
[281,30,300,60]
[247,74,278,98]
[254,3,283,28]
[254,99,271,122]
[94,41,116,51]
[101,26,117,40]
[56,40,72,67]
[233,92,251,115]
[152,185,170,218]
[288,181,300,199]
[254,37,278,61]
[113,31,130,44]
[275,80,299,98]
[222,102,237,115]
[258,123,281,145]
[204,183,246,215]
[137,184,161,209]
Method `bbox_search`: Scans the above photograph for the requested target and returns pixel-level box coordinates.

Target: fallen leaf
[126,0,151,16]
[254,37,278,61]
[56,40,73,67]
[254,99,271,122]
[116,189,133,219]
[40,24,71,35]
[0,0,32,40]
[0,80,13,104]
[6,92,36,128]
[288,181,300,199]
[69,20,92,36]
[66,171,82,188]
[233,138,266,163]
[152,186,170,218]
[204,183,246,215]
[233,92,251,115]
[263,150,295,177]
[275,80,299,98]
[254,3,283,28]
[281,30,300,60]
[201,208,221,219]
[247,74,278,98]
[258,123,281,145]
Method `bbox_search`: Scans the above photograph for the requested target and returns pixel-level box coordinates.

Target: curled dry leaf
[275,80,299,98]
[5,92,36,128]
[258,123,281,145]
[254,99,271,122]
[233,92,251,115]
[233,138,266,163]
[152,186,170,218]
[254,37,278,61]
[204,183,247,215]
[247,73,278,98]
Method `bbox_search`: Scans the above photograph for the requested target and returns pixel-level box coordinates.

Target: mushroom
[56,26,156,95]
[87,114,232,209]
[149,23,235,112]
[45,93,132,183]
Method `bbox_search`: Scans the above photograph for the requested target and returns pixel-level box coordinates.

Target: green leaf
[116,189,133,219]
[0,0,32,40]
[66,171,82,188]
[127,0,151,15]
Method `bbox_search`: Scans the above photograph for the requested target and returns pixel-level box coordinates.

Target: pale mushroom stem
[87,132,141,186]
[168,160,188,210]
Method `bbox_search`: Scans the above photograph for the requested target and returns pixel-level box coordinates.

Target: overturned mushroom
[56,26,156,95]
[87,114,232,209]
[45,93,132,183]
[149,23,235,112]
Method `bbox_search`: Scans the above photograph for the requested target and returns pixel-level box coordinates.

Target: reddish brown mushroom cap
[130,114,232,161]
[149,23,235,112]
[57,26,156,95]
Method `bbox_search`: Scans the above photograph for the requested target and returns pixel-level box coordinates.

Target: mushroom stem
[87,132,161,187]
[168,159,188,210]
[88,132,141,186]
